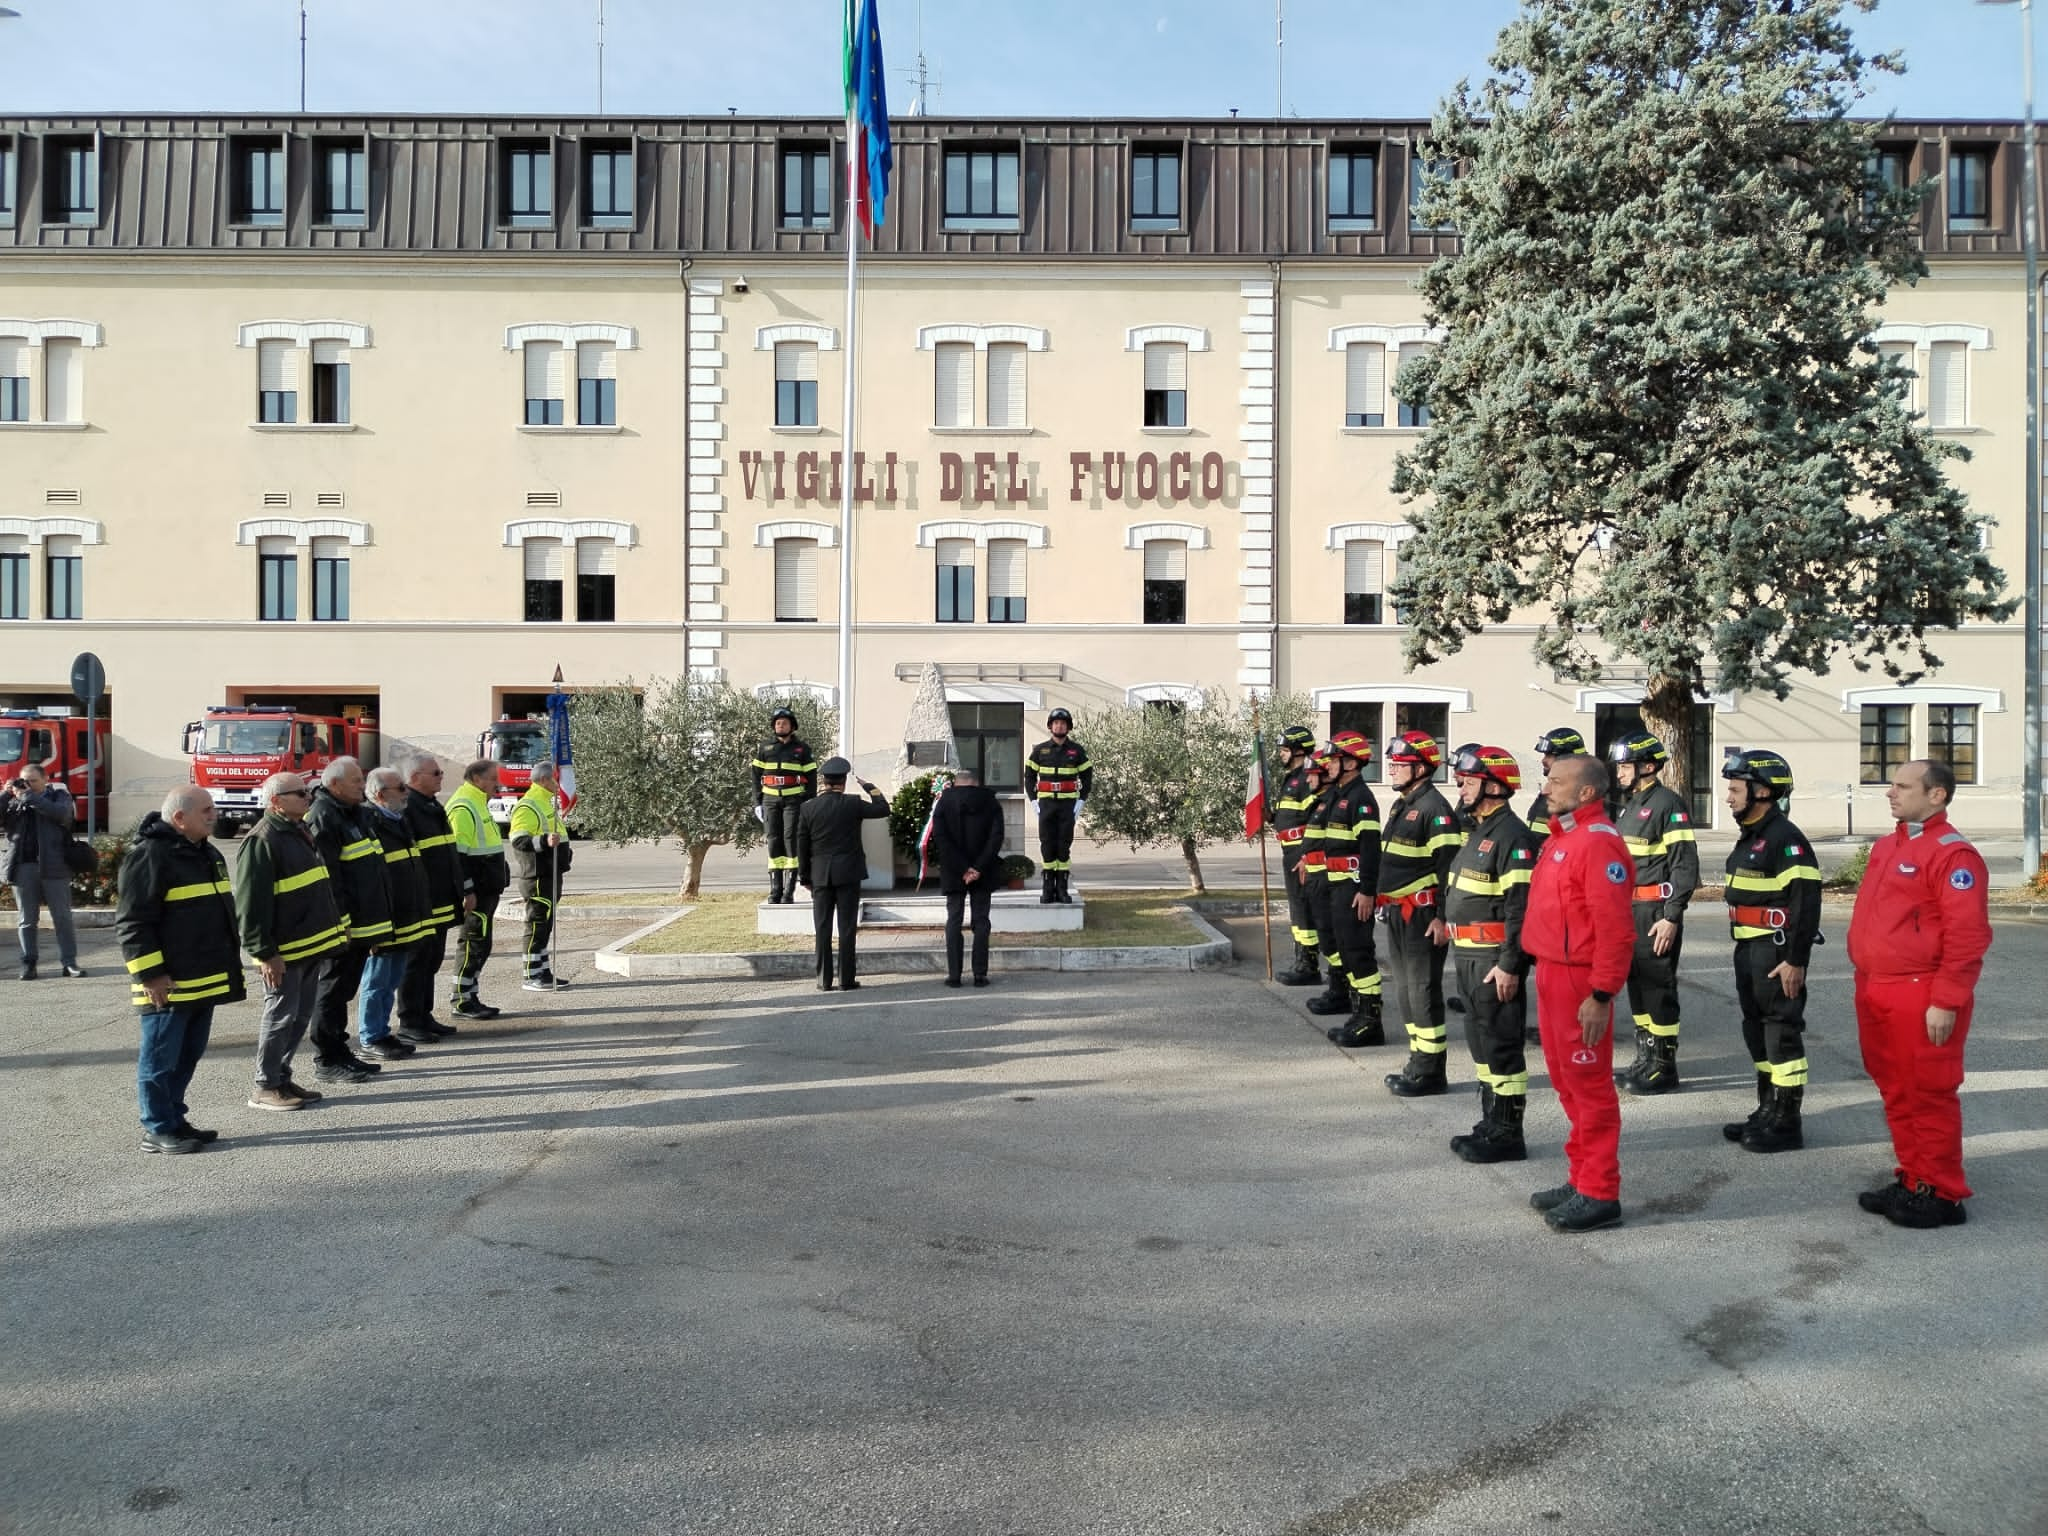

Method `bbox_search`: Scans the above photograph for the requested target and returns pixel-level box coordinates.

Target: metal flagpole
[836,0,860,760]
[1252,699,1274,981]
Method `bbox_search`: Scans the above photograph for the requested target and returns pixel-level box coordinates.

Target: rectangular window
[501,139,553,227]
[310,536,350,622]
[1343,539,1385,625]
[258,537,297,622]
[774,537,819,622]
[943,146,1020,228]
[0,538,28,620]
[774,341,819,427]
[0,136,14,225]
[1396,702,1453,782]
[44,134,98,225]
[316,138,369,226]
[1329,703,1385,781]
[935,537,975,624]
[1329,147,1378,231]
[986,342,1027,429]
[1344,341,1386,427]
[0,337,28,422]
[1948,146,1993,230]
[1860,704,1912,786]
[1928,704,1979,786]
[258,339,299,424]
[1409,153,1454,232]
[934,341,974,428]
[1926,340,1967,428]
[576,341,617,426]
[575,537,616,622]
[582,140,634,228]
[1131,146,1182,230]
[310,339,349,425]
[1878,339,1917,411]
[1143,341,1188,428]
[987,537,1027,623]
[1866,145,1912,213]
[949,701,1024,791]
[524,340,565,426]
[232,138,286,226]
[1142,538,1187,625]
[780,144,834,230]
[1396,340,1433,428]
[523,537,565,622]
[43,338,81,424]
[44,534,82,621]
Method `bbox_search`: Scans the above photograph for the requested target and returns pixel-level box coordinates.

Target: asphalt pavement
[1,914,2044,1535]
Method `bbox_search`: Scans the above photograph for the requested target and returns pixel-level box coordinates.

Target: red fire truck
[0,709,110,829]
[184,705,380,834]
[480,716,551,827]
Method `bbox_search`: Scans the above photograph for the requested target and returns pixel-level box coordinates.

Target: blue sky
[0,1,2034,122]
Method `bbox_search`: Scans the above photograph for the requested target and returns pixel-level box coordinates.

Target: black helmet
[1048,708,1074,727]
[1606,731,1669,769]
[1721,747,1794,796]
[770,707,798,728]
[1534,727,1587,757]
[1279,724,1317,752]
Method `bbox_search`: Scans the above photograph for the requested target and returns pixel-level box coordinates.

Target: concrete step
[757,890,1086,935]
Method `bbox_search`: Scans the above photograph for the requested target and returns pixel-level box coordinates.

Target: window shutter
[43,339,81,423]
[774,341,818,383]
[935,536,973,570]
[988,538,1026,598]
[1143,538,1187,581]
[1928,341,1967,427]
[577,340,616,382]
[258,534,296,559]
[576,536,617,575]
[1144,342,1187,391]
[1344,539,1384,594]
[45,533,80,560]
[775,537,818,619]
[258,339,299,393]
[1397,340,1432,379]
[1878,340,1917,407]
[523,536,564,581]
[0,338,27,377]
[1345,343,1384,420]
[311,339,346,368]
[525,341,564,400]
[986,342,1026,428]
[934,341,974,427]
[310,535,347,563]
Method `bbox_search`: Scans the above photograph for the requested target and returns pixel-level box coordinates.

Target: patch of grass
[625,894,809,954]
[622,891,1210,955]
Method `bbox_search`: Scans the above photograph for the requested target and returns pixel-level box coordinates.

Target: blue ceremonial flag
[545,687,576,811]
[843,0,892,237]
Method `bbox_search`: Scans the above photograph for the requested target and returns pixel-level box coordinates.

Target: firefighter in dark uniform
[1378,732,1465,1097]
[1525,727,1587,847]
[1024,708,1093,905]
[752,708,818,905]
[1609,731,1701,1097]
[1307,732,1385,1046]
[1720,748,1824,1155]
[1442,746,1538,1162]
[1298,748,1340,1013]
[1271,725,1326,987]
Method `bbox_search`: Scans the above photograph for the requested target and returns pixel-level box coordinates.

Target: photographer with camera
[3,764,84,981]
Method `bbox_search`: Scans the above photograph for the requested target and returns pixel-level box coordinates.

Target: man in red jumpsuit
[1846,757,1993,1229]
[1521,753,1637,1232]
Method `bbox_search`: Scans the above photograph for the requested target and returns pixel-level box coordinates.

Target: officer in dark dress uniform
[796,757,890,991]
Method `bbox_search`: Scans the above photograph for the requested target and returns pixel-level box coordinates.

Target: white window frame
[504,323,637,433]
[0,319,103,429]
[1869,323,1990,432]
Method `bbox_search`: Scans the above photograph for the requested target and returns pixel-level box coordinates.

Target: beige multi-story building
[0,113,2036,831]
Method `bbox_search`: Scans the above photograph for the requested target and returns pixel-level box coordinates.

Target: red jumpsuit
[1845,811,1992,1202]
[1521,808,1637,1201]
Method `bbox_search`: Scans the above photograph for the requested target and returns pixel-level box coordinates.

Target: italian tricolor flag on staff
[1244,728,1268,839]
[842,0,893,239]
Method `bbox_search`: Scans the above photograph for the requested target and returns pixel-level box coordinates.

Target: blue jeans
[137,1005,214,1134]
[356,949,410,1045]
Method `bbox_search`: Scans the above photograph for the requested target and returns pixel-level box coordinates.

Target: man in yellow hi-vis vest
[448,759,509,1020]
[509,761,572,990]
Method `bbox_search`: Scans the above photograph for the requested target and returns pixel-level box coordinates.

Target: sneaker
[421,1019,459,1038]
[281,1080,324,1104]
[394,1024,439,1045]
[1857,1176,1907,1217]
[1529,1183,1577,1213]
[1544,1191,1623,1233]
[62,964,86,978]
[176,1122,221,1144]
[313,1061,378,1085]
[140,1128,203,1155]
[360,1037,413,1060]
[17,963,35,981]
[247,1086,302,1112]
[1885,1183,1968,1230]
[522,972,567,991]
[449,997,496,1021]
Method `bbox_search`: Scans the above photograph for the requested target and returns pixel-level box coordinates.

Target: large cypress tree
[1390,0,2012,775]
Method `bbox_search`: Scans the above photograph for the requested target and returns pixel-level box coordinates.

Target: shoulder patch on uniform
[1673,811,1690,823]
[1478,840,1494,853]
[1435,815,1454,826]
[1513,847,1530,860]
[1949,867,1976,890]
[1787,844,1802,856]
[1605,861,1628,885]
[1939,832,1968,846]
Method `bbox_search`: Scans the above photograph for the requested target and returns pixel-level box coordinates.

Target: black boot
[1305,972,1351,1016]
[1327,994,1386,1048]
[1740,1085,1804,1154]
[1615,1024,1653,1091]
[1276,943,1321,987]
[1721,1069,1772,1143]
[769,870,784,904]
[1040,872,1056,906]
[1461,1084,1495,1141]
[1056,871,1074,905]
[1625,1034,1680,1097]
[1385,1050,1449,1098]
[1453,1092,1528,1164]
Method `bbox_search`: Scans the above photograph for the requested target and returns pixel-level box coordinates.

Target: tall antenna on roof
[299,0,308,112]
[597,0,606,114]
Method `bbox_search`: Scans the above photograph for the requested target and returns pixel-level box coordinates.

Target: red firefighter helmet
[1328,730,1374,766]
[1384,731,1444,772]
[1452,743,1522,793]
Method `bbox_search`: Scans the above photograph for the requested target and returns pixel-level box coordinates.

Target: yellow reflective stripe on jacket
[1380,872,1438,900]
[131,971,235,1006]
[1726,865,1821,894]
[1622,828,1698,857]
[277,923,348,962]
[274,865,330,896]
[1451,866,1532,897]
[449,784,504,852]
[164,879,233,902]
[126,949,166,974]
[1383,830,1463,860]
[348,917,395,939]
[413,832,455,852]
[339,837,379,863]
[383,846,420,866]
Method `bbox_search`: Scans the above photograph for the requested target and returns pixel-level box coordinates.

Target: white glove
[1075,799,1086,821]
[1032,798,1043,818]
[752,804,766,825]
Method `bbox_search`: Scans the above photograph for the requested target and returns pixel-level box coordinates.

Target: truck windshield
[0,728,22,763]
[491,728,551,767]
[201,720,291,755]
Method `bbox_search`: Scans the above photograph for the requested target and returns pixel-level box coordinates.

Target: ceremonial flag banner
[843,0,893,238]
[1244,731,1268,839]
[545,689,577,812]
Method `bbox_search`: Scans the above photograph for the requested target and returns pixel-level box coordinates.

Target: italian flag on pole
[843,0,893,239]
[1244,729,1268,839]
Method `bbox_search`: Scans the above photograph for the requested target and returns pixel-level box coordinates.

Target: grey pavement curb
[591,905,1233,978]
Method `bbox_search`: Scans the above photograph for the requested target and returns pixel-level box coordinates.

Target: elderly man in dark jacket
[4,763,83,980]
[397,752,468,1040]
[930,770,1006,988]
[796,757,890,992]
[306,757,394,1084]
